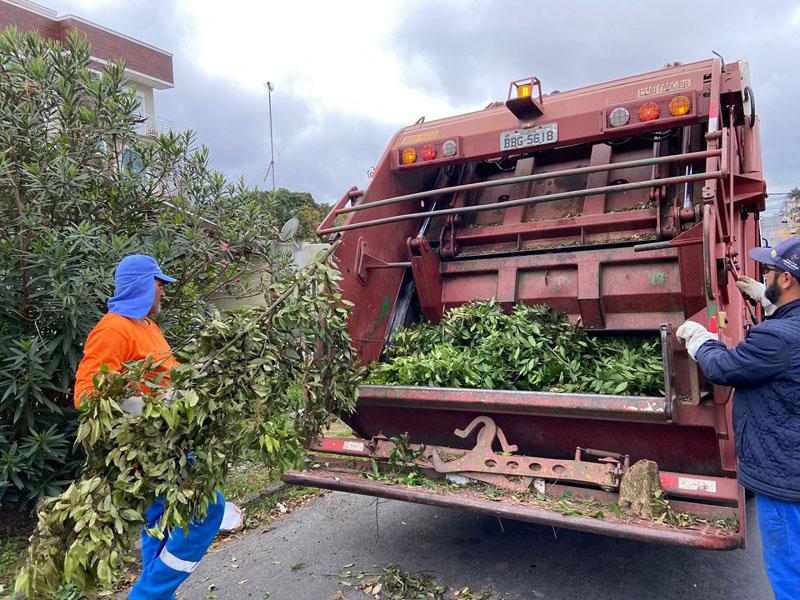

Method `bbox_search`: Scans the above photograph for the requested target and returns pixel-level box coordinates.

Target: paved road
[174,491,771,600]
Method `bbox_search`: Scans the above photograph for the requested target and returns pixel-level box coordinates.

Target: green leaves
[0,26,299,508]
[369,300,664,397]
[0,26,356,596]
[15,253,361,598]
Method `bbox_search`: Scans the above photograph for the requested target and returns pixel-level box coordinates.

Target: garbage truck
[285,57,767,550]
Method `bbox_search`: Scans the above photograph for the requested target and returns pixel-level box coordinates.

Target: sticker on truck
[401,130,439,145]
[637,79,691,98]
[678,477,717,493]
[342,440,365,452]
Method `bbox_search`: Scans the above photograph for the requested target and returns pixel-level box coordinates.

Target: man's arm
[694,325,788,387]
[73,325,131,407]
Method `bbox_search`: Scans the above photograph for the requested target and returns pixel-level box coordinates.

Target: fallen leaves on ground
[336,564,493,599]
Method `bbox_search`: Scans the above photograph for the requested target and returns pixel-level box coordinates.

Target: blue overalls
[128,491,226,600]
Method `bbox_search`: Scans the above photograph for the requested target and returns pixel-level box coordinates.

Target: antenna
[279,217,299,242]
[265,81,276,192]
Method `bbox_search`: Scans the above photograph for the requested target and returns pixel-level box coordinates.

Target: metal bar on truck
[357,384,669,423]
[318,171,723,235]
[633,238,704,252]
[335,150,722,216]
[457,208,657,247]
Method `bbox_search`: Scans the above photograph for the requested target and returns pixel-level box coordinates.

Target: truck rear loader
[285,57,767,550]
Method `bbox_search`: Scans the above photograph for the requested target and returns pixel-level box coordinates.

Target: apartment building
[0,0,174,138]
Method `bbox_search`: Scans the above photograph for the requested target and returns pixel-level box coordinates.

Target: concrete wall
[212,242,330,311]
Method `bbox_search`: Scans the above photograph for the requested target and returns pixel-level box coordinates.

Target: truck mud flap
[284,467,743,551]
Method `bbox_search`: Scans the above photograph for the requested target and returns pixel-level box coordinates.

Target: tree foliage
[263,188,332,241]
[15,255,361,597]
[0,27,289,507]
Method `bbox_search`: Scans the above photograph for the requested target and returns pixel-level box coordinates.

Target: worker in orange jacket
[74,254,225,600]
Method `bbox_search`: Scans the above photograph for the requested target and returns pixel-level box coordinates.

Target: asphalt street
[170,490,772,600]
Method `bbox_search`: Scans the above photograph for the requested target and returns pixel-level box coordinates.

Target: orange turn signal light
[639,102,660,122]
[668,95,691,116]
[401,147,417,165]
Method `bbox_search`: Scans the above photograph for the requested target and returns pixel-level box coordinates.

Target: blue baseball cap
[107,255,176,319]
[749,237,800,280]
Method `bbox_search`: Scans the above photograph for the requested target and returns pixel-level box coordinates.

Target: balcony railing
[133,114,174,137]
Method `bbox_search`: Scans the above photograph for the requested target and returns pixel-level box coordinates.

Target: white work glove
[162,389,177,405]
[119,395,144,416]
[735,276,777,316]
[676,321,718,360]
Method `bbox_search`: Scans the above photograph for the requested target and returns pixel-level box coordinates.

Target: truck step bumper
[284,468,743,551]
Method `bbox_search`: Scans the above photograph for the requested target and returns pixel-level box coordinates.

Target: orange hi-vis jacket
[73,312,179,408]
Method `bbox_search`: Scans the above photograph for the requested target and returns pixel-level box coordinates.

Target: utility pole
[265,81,276,192]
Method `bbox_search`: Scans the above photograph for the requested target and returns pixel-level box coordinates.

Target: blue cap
[107,255,176,319]
[750,237,800,280]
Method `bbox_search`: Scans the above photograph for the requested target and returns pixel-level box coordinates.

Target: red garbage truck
[285,57,767,550]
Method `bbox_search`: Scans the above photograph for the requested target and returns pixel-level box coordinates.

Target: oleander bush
[0,26,305,507]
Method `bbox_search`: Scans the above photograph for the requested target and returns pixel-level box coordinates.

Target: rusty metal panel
[440,246,686,330]
[344,406,724,476]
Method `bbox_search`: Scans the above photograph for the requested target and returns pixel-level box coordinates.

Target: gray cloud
[47,0,395,203]
[391,0,800,200]
[46,0,800,208]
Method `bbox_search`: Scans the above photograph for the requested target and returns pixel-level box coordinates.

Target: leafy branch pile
[650,489,738,531]
[366,434,429,487]
[15,258,362,598]
[368,301,664,396]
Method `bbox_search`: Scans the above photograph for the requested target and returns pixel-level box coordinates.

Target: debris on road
[336,563,493,599]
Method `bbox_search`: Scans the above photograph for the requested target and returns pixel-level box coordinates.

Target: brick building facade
[0,0,174,136]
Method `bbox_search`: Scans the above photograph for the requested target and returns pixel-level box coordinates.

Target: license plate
[500,123,558,151]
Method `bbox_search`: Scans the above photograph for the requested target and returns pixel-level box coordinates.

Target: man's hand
[119,395,144,416]
[676,321,718,360]
[736,276,777,316]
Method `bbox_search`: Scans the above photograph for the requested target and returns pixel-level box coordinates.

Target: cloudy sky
[43,0,800,211]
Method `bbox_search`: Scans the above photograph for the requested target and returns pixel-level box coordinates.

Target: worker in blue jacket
[677,237,800,600]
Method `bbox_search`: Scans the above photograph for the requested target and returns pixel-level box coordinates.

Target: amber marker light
[668,95,691,116]
[639,101,660,122]
[421,144,437,161]
[517,83,532,98]
[401,147,417,164]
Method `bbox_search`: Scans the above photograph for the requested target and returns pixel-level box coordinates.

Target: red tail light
[639,102,660,122]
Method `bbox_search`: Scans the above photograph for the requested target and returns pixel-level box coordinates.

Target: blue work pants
[128,491,226,600]
[756,493,800,600]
